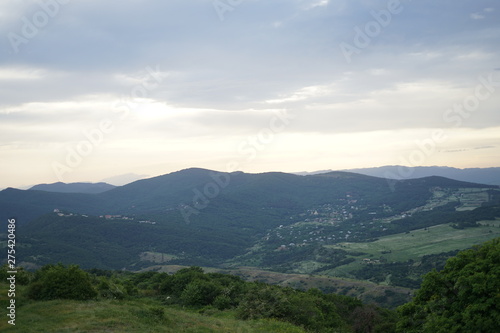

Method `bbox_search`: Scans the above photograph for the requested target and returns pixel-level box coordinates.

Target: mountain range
[29,182,116,194]
[296,166,500,186]
[9,165,500,196]
[1,168,498,267]
[1,167,500,304]
[4,167,498,226]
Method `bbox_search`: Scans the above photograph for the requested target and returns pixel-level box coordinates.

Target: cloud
[303,0,330,10]
[0,66,48,80]
[442,146,496,153]
[265,84,333,104]
[0,0,499,187]
[471,13,485,20]
[474,145,496,150]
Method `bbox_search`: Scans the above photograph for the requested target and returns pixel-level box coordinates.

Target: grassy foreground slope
[0,264,398,333]
[0,286,305,333]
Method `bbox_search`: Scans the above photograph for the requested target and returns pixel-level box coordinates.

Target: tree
[397,238,500,332]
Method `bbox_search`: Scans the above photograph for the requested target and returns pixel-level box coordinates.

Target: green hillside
[2,169,500,300]
[0,265,397,332]
[0,296,307,332]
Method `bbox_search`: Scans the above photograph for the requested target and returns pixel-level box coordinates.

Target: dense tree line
[397,238,500,332]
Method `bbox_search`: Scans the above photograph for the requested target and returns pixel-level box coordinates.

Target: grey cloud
[442,145,496,154]
[132,109,279,138]
[0,0,499,131]
[474,145,496,150]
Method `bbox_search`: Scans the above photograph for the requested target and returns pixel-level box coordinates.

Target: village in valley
[261,187,496,250]
[53,209,156,225]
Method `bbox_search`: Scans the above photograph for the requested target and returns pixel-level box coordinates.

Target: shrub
[97,277,126,299]
[180,279,221,306]
[27,263,97,300]
[213,294,232,310]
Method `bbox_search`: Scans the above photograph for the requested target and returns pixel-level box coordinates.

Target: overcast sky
[1,0,499,188]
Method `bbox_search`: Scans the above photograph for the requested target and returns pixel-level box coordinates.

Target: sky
[1,0,499,189]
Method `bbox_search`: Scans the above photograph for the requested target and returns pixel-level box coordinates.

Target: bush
[213,294,232,310]
[27,263,97,301]
[160,266,206,297]
[97,277,126,299]
[180,279,221,306]
[237,286,347,332]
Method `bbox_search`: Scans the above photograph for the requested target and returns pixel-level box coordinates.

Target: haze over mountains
[8,165,500,195]
[297,166,500,186]
[29,182,116,194]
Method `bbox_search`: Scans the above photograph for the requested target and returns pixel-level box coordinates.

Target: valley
[227,186,500,290]
[1,168,500,309]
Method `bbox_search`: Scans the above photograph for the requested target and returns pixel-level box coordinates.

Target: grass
[139,252,179,264]
[0,285,305,333]
[325,220,500,273]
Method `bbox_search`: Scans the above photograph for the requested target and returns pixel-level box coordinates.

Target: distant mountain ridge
[296,166,500,186]
[2,168,498,227]
[29,182,116,194]
[2,167,499,276]
[3,167,499,297]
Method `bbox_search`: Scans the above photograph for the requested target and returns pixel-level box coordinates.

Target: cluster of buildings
[53,209,156,225]
[101,214,133,220]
